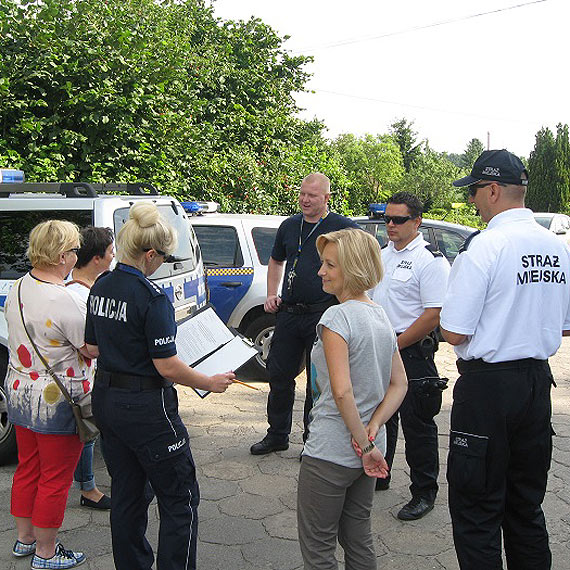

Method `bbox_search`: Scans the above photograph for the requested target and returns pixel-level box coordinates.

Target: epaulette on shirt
[424,244,443,257]
[458,230,481,254]
[142,276,165,297]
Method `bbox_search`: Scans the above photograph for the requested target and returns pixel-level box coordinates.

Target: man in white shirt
[371,192,450,520]
[441,149,570,569]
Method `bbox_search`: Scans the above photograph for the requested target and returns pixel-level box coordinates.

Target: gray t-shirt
[303,300,397,468]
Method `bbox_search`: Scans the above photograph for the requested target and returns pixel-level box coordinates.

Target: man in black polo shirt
[250,173,358,455]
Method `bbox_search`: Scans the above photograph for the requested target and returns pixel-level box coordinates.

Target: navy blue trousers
[266,310,322,442]
[383,343,441,502]
[93,376,199,570]
[447,358,553,570]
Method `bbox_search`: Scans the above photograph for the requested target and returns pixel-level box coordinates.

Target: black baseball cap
[452,149,528,187]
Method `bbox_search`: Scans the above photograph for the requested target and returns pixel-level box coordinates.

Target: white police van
[183,203,285,381]
[0,171,207,463]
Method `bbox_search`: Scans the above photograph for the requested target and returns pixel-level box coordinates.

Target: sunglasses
[143,248,175,263]
[384,215,415,225]
[468,183,492,197]
[66,247,80,255]
[468,181,507,197]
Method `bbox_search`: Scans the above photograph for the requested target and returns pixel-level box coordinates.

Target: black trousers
[93,374,199,570]
[447,358,553,570]
[383,343,441,502]
[266,310,322,442]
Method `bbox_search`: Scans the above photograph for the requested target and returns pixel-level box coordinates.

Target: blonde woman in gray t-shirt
[298,228,408,569]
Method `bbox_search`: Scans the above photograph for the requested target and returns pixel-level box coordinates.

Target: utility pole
[487,131,490,150]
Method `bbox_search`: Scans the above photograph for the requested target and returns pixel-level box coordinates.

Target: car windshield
[113,202,199,274]
[534,216,552,229]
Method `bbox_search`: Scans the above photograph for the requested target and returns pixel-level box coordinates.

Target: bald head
[302,173,331,195]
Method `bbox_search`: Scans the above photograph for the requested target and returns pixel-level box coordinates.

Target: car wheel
[240,314,276,381]
[0,347,17,465]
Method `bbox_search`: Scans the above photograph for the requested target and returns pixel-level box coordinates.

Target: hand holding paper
[209,372,236,393]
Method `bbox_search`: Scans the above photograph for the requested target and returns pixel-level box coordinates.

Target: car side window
[251,227,278,266]
[193,225,243,267]
[418,226,430,243]
[359,221,388,247]
[433,228,465,264]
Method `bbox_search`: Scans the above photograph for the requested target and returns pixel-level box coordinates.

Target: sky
[210,0,568,158]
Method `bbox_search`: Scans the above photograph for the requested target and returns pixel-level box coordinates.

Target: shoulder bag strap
[17,279,74,405]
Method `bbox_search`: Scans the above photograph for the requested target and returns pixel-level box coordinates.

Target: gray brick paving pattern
[1,340,570,569]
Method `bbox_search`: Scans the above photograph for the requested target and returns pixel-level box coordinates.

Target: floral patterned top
[4,272,93,434]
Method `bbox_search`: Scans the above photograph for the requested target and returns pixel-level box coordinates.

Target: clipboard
[175,304,259,398]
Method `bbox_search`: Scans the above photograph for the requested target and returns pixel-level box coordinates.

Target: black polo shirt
[272,212,359,304]
[85,263,177,377]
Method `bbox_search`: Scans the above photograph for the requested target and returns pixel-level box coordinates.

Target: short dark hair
[387,192,424,218]
[75,226,114,268]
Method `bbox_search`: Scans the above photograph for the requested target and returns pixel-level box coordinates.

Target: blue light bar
[369,203,386,216]
[181,201,201,213]
[181,201,219,214]
[0,169,25,183]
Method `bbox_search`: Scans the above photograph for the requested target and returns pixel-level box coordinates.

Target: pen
[232,378,260,391]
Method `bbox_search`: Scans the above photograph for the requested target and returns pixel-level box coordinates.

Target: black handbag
[17,280,99,443]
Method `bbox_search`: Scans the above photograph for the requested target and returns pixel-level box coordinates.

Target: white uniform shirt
[371,233,450,333]
[441,208,570,362]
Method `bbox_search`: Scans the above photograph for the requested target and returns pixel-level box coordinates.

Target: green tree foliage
[527,126,561,212]
[389,118,422,171]
[396,145,462,211]
[0,0,318,207]
[461,138,485,169]
[329,133,404,214]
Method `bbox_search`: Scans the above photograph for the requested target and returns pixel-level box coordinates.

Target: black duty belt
[279,300,336,315]
[97,369,173,391]
[457,357,547,374]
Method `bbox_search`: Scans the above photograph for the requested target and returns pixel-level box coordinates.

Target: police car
[0,171,207,463]
[353,204,478,264]
[184,204,286,381]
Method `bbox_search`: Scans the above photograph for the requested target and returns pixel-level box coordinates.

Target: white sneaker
[30,543,86,569]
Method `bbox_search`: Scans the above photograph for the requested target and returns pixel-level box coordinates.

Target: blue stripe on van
[162,285,174,302]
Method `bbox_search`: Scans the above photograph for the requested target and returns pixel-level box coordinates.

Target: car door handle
[220,281,242,288]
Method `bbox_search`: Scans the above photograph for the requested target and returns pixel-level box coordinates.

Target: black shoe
[375,477,390,491]
[397,497,434,521]
[250,436,289,455]
[80,494,111,510]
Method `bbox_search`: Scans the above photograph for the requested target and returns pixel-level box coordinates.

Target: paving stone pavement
[1,340,570,569]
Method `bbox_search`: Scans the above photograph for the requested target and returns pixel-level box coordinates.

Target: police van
[183,203,286,381]
[0,171,207,462]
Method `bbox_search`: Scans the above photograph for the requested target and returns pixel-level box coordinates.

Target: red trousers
[11,426,83,528]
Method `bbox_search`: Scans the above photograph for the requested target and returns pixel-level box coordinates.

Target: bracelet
[361,441,376,455]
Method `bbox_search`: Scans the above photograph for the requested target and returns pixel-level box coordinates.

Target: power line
[305,88,538,124]
[292,0,548,53]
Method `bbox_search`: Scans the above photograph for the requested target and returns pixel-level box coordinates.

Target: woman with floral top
[4,219,94,569]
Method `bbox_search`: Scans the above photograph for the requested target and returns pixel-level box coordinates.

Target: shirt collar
[487,207,534,230]
[116,263,145,278]
[388,232,424,253]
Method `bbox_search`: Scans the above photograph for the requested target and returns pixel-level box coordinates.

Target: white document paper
[175,307,235,366]
[192,336,259,397]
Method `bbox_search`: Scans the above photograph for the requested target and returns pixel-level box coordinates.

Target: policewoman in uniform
[85,202,235,570]
[371,192,450,520]
[441,150,570,570]
[250,173,358,455]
